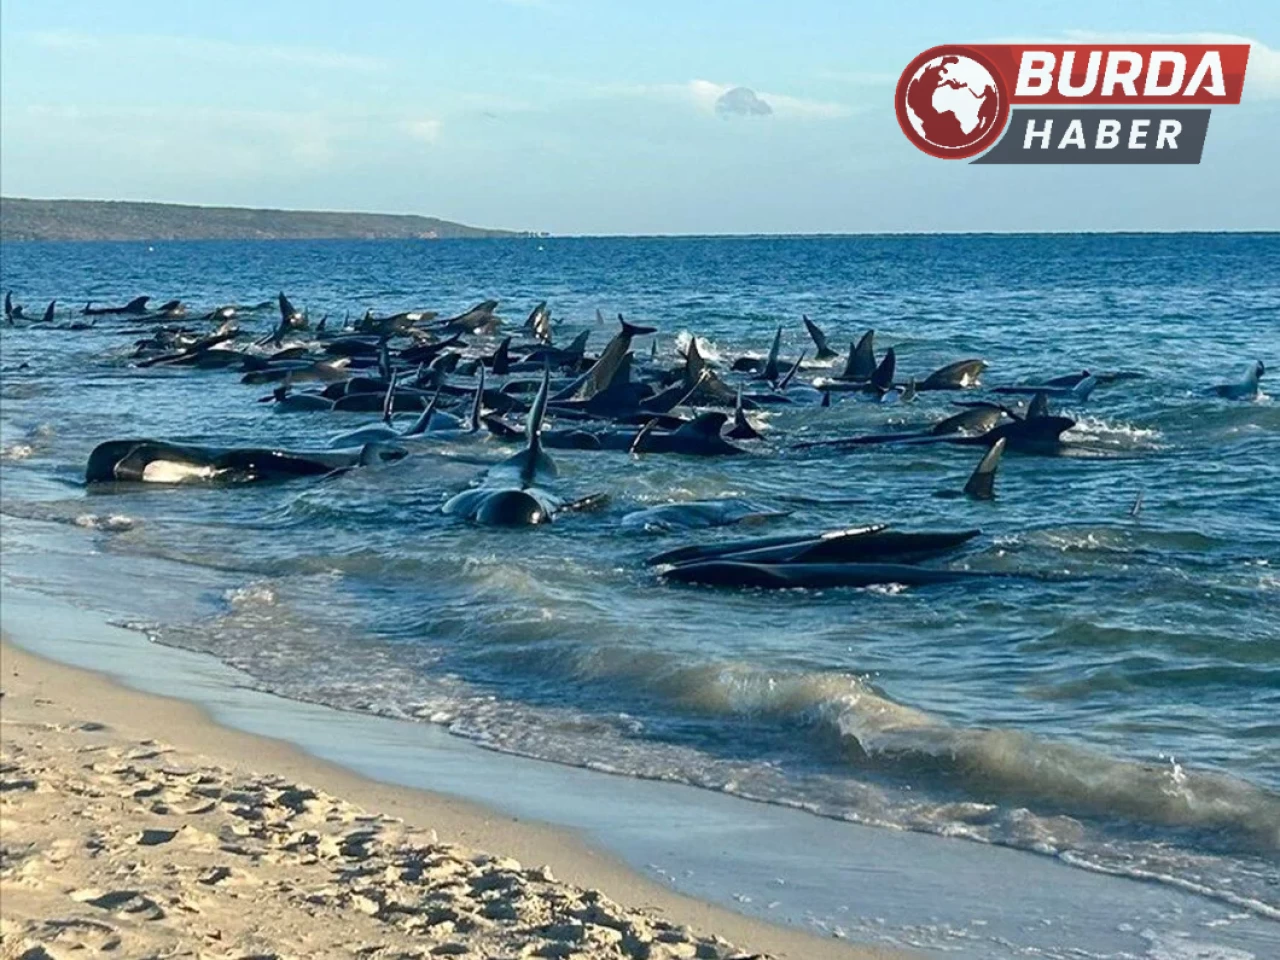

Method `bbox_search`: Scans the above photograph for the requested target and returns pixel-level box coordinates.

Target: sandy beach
[0,638,903,960]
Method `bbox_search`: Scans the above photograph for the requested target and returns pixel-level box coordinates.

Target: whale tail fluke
[619,315,658,339]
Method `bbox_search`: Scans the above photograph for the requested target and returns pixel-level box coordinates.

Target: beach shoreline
[2,522,1277,958]
[0,633,903,960]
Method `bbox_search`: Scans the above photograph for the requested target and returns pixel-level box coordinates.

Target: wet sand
[0,638,904,960]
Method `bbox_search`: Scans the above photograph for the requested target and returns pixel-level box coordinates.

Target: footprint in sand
[16,921,125,959]
[69,889,165,921]
[133,828,178,846]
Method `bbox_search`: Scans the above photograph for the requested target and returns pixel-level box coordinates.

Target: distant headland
[0,197,534,242]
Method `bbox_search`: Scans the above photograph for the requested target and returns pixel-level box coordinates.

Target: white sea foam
[1,443,35,460]
[674,329,725,362]
[1068,416,1164,449]
[74,513,136,532]
[224,582,278,608]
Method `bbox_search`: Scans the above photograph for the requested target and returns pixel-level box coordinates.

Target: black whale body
[648,526,979,568]
[85,439,403,484]
[660,561,1007,589]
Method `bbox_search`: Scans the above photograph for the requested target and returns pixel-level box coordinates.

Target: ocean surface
[2,235,1278,935]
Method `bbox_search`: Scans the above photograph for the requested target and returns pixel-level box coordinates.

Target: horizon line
[2,196,1277,239]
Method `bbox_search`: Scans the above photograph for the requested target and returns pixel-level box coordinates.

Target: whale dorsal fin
[762,326,783,383]
[492,336,512,376]
[630,418,660,455]
[779,350,806,390]
[505,368,555,485]
[803,315,830,356]
[376,336,391,382]
[526,368,549,445]
[1071,375,1099,402]
[404,386,442,437]
[683,337,707,388]
[844,329,875,380]
[1026,391,1050,420]
[381,372,399,424]
[469,365,486,433]
[565,329,590,362]
[870,346,896,394]
[733,387,761,439]
[964,437,1005,501]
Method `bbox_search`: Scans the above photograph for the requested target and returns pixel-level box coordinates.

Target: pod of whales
[83,295,151,316]
[16,285,1257,591]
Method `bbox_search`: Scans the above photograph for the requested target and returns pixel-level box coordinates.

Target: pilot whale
[648,526,980,568]
[1210,361,1265,401]
[85,439,404,484]
[443,371,606,525]
[83,296,151,316]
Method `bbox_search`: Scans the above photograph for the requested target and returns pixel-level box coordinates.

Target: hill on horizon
[0,198,532,242]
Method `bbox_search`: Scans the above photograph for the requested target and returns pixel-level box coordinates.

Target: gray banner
[972,109,1211,164]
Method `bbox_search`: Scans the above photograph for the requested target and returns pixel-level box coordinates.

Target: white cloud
[681,79,852,118]
[761,90,854,119]
[28,30,386,72]
[401,119,443,143]
[686,79,732,111]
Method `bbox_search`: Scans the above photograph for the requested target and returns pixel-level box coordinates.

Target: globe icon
[904,54,1000,151]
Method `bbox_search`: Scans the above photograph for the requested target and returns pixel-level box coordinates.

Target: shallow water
[2,234,1278,920]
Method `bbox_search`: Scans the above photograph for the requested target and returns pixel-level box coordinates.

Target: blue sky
[1,1,1277,233]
